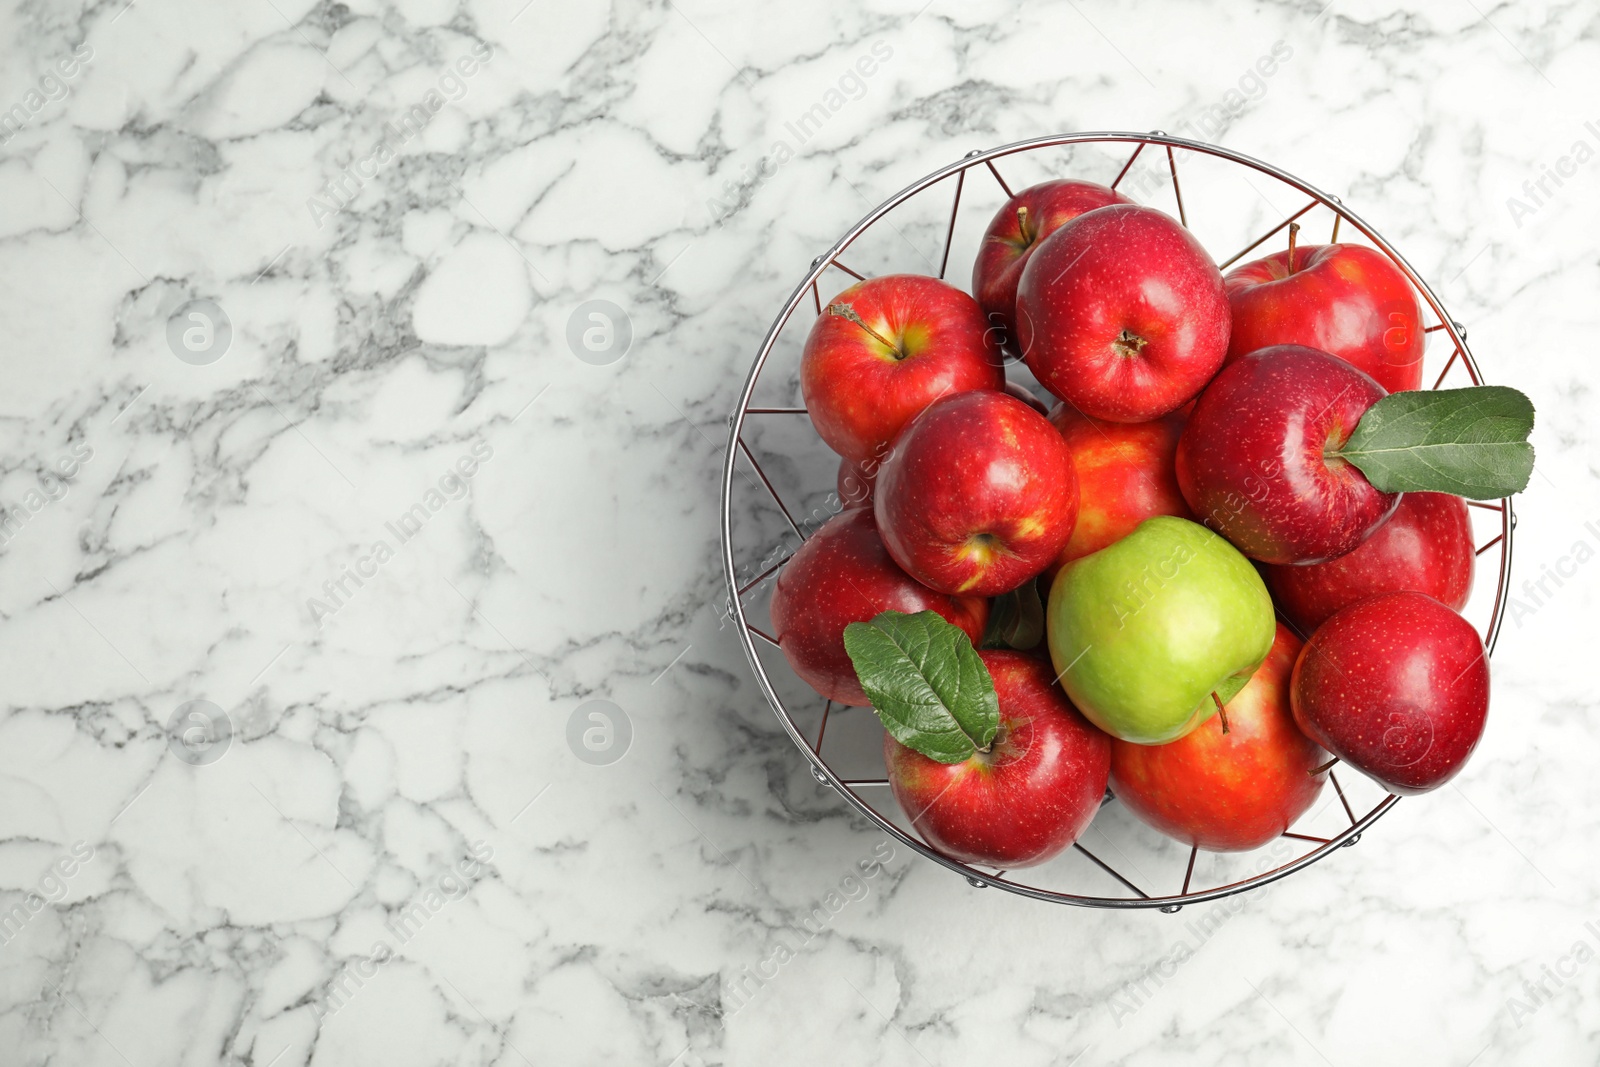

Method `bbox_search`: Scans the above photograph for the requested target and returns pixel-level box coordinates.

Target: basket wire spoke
[721,131,1514,909]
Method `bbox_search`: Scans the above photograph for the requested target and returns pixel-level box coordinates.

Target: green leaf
[842,610,999,764]
[980,577,1045,651]
[1334,385,1536,499]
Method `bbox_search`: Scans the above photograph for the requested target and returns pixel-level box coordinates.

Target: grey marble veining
[0,0,1595,1064]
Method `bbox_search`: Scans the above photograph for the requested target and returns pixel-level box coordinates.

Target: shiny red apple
[1014,204,1231,422]
[1047,403,1191,576]
[1225,243,1424,394]
[1265,491,1475,634]
[1291,591,1489,795]
[1176,344,1399,564]
[972,179,1131,355]
[801,274,1004,464]
[875,390,1078,596]
[1109,623,1327,852]
[886,649,1110,867]
[770,508,987,706]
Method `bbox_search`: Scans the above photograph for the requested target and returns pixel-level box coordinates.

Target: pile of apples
[769,177,1533,870]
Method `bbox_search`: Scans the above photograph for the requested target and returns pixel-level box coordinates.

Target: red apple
[1225,243,1424,394]
[770,508,987,707]
[1047,404,1191,576]
[886,650,1110,867]
[1265,491,1475,634]
[1291,591,1489,795]
[875,391,1078,596]
[972,179,1131,355]
[1014,204,1231,422]
[1109,623,1327,852]
[801,274,1004,464]
[1176,344,1399,564]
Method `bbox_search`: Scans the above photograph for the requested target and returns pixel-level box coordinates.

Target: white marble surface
[0,0,1596,1064]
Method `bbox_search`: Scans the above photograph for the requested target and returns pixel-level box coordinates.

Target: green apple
[1047,516,1274,744]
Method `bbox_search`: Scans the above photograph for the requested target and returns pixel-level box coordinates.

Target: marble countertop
[0,0,1596,1063]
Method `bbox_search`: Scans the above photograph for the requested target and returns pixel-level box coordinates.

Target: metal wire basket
[719,131,1515,910]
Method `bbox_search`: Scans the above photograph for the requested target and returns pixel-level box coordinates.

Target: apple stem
[1310,756,1340,776]
[827,302,903,358]
[1112,329,1149,359]
[1016,204,1033,245]
[1211,691,1230,734]
[1286,221,1301,274]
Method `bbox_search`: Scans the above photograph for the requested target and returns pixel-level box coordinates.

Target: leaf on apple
[843,610,999,764]
[1334,385,1535,499]
[980,577,1045,651]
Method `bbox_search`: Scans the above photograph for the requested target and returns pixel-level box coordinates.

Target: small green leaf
[1334,385,1535,499]
[981,577,1045,651]
[842,610,999,764]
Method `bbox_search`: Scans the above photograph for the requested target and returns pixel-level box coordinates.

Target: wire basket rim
[718,130,1515,910]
